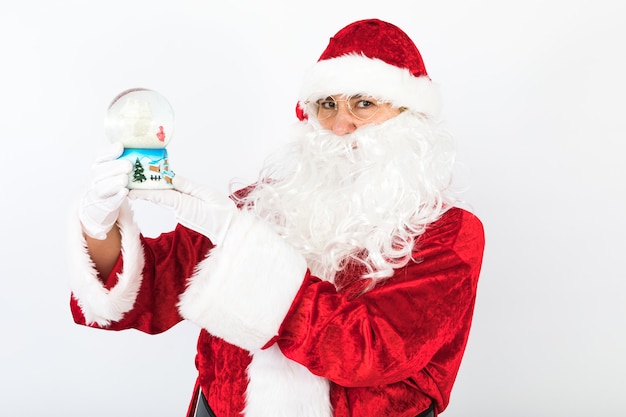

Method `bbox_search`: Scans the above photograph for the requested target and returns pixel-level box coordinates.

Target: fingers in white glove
[129,175,237,246]
[127,188,180,210]
[91,159,132,197]
[79,142,132,240]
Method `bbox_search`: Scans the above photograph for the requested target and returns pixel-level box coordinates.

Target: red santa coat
[69,201,484,417]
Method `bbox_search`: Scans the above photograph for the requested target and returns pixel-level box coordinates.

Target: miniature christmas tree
[132,157,147,183]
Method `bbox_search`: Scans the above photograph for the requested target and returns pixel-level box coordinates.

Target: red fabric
[70,224,214,333]
[70,207,484,417]
[318,19,428,78]
[278,208,483,416]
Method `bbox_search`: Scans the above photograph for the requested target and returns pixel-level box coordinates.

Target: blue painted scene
[119,148,175,189]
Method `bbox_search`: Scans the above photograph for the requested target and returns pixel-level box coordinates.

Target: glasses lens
[313,97,337,121]
[347,96,381,120]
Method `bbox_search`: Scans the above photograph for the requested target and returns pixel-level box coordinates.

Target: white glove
[129,175,237,246]
[78,142,131,240]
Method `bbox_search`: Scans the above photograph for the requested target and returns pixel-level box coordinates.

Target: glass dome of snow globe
[105,87,174,148]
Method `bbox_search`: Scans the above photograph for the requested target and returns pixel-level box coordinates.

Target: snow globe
[104,88,175,189]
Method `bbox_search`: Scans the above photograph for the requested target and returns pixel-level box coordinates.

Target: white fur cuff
[178,211,308,351]
[68,199,144,326]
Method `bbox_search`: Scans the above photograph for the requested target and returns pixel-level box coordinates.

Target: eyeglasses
[305,95,386,121]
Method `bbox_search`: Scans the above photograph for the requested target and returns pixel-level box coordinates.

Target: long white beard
[235,111,456,289]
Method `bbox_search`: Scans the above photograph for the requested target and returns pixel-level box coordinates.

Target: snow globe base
[120,148,174,190]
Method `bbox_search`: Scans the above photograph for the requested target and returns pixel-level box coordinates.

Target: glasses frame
[305,95,386,122]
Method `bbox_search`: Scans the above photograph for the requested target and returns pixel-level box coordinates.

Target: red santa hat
[297,19,441,121]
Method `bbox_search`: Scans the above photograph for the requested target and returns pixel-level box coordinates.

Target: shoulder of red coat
[422,207,485,252]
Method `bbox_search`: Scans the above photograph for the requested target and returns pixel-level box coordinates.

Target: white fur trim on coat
[68,199,144,326]
[298,54,442,118]
[245,345,332,417]
[177,210,308,351]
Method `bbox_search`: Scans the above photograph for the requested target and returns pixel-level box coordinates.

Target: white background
[1,1,625,416]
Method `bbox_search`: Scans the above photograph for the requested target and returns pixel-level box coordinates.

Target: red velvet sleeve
[71,224,215,334]
[276,208,484,391]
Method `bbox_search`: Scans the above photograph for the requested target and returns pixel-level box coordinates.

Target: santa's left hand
[129,176,237,246]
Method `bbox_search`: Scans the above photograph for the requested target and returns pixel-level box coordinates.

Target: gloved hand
[129,175,237,246]
[78,142,132,240]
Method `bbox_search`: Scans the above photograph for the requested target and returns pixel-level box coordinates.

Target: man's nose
[329,104,357,135]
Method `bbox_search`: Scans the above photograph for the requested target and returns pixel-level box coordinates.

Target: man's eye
[352,98,377,109]
[318,100,336,110]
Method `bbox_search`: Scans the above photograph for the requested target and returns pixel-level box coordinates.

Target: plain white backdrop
[1,1,625,416]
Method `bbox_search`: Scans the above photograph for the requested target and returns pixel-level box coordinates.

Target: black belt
[195,390,434,417]
[194,391,216,417]
[417,402,435,417]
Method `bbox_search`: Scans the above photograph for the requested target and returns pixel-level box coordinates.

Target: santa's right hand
[78,142,132,240]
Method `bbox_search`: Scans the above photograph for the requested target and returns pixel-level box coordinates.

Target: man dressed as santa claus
[70,19,485,417]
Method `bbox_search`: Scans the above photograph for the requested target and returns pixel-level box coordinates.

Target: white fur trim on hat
[68,199,144,326]
[177,210,308,351]
[298,54,442,117]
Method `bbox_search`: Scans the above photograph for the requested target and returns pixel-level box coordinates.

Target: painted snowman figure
[105,88,175,189]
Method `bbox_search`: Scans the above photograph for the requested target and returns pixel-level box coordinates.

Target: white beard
[236,111,456,289]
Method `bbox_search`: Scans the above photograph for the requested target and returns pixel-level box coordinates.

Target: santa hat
[297,19,441,121]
